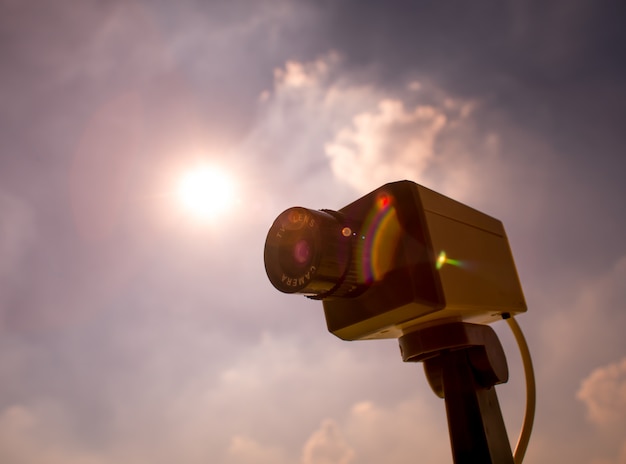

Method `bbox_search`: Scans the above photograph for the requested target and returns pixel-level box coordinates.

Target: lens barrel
[264,207,353,297]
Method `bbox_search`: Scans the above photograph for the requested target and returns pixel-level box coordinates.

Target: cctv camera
[264,181,525,341]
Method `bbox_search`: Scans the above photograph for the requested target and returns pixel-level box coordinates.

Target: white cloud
[167,331,448,464]
[325,99,447,193]
[237,52,386,210]
[274,56,337,89]
[224,435,290,464]
[577,356,626,464]
[248,52,534,217]
[341,398,450,464]
[578,357,626,427]
[245,52,379,166]
[301,419,354,464]
[240,52,493,212]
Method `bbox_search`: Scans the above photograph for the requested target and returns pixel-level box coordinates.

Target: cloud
[341,399,449,464]
[576,357,626,464]
[237,52,385,209]
[0,191,35,329]
[577,357,626,464]
[520,255,626,463]
[254,52,351,161]
[301,419,354,464]
[578,357,626,427]
[2,3,624,464]
[241,52,492,211]
[250,52,554,223]
[539,255,626,373]
[224,435,290,464]
[70,92,143,243]
[0,192,34,279]
[590,442,626,464]
[0,404,106,464]
[325,98,448,193]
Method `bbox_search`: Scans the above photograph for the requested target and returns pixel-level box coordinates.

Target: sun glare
[177,165,236,220]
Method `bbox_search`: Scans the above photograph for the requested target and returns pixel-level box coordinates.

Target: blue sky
[1,1,625,463]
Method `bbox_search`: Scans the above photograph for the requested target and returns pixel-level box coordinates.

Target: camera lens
[264,207,353,296]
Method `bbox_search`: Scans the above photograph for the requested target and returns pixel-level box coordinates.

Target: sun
[177,165,236,220]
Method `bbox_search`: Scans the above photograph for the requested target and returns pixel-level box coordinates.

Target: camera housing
[264,180,526,341]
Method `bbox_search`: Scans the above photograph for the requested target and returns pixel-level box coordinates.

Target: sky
[1,0,625,463]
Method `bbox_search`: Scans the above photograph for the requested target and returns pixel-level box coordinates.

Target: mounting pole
[399,322,514,464]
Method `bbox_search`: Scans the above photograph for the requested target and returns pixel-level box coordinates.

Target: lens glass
[277,230,316,276]
[293,239,311,265]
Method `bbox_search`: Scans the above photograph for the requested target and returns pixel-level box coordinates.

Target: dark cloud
[304,0,626,286]
[309,0,626,203]
[311,1,626,90]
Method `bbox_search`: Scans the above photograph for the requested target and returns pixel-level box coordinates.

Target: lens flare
[436,250,464,270]
[356,194,402,282]
[377,192,392,209]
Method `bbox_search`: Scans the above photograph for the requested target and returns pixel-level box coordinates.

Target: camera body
[264,181,526,341]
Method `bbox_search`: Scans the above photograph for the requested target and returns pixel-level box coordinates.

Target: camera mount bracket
[399,322,514,464]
